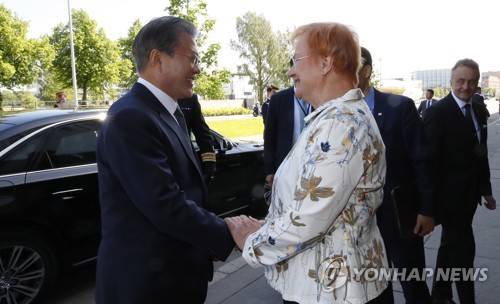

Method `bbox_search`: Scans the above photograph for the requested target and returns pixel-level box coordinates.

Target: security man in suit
[359,47,436,304]
[417,89,438,119]
[472,86,490,117]
[424,59,496,304]
[264,85,311,186]
[178,94,216,182]
[261,85,279,126]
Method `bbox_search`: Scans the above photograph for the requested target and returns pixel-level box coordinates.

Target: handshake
[224,215,264,251]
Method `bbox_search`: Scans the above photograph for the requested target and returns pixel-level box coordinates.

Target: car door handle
[52,188,83,200]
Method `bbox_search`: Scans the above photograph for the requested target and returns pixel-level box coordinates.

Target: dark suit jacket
[424,93,491,215]
[417,98,438,118]
[178,94,215,154]
[472,93,490,117]
[262,99,271,125]
[264,86,295,176]
[95,83,234,303]
[371,89,435,237]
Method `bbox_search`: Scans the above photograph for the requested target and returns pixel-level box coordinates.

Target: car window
[0,127,41,151]
[0,120,101,175]
[0,134,44,176]
[44,120,100,168]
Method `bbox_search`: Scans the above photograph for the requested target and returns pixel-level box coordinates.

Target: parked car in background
[0,110,266,304]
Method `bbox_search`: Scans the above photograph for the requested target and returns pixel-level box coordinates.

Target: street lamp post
[67,0,78,110]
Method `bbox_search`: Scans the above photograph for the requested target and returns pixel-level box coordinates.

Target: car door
[205,132,265,217]
[3,119,102,264]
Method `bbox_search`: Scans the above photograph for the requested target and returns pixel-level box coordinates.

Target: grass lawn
[206,117,263,139]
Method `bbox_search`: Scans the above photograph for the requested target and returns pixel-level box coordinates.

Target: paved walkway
[206,106,500,303]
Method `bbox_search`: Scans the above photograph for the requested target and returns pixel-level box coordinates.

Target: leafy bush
[202,107,251,117]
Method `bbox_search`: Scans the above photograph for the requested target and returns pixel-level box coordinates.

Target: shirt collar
[365,87,375,113]
[451,90,470,109]
[137,77,177,115]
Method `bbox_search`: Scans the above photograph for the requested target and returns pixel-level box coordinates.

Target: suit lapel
[443,94,480,144]
[472,101,488,143]
[133,83,204,178]
[373,89,386,130]
[159,111,203,173]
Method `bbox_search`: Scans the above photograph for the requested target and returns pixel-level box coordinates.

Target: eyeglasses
[174,52,201,67]
[290,55,311,68]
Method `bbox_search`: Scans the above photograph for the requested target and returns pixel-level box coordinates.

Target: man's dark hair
[266,85,279,93]
[360,46,373,67]
[132,16,197,72]
[427,89,434,95]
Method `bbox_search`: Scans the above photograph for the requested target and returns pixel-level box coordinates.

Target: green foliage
[0,4,52,89]
[0,90,39,109]
[432,86,450,98]
[485,87,495,97]
[370,65,381,89]
[201,107,251,117]
[195,69,231,100]
[230,12,291,102]
[166,0,230,99]
[117,19,141,89]
[49,9,125,101]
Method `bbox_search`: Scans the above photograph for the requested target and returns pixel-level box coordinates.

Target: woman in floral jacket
[226,22,390,303]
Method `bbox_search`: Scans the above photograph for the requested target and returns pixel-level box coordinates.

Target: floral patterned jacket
[242,89,389,303]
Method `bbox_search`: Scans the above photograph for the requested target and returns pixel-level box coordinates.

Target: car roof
[0,110,107,142]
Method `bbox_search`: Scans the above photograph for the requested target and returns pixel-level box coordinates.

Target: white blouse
[242,89,389,303]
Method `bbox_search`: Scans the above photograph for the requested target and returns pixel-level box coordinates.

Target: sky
[2,0,499,79]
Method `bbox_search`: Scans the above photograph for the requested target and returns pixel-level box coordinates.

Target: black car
[0,110,266,304]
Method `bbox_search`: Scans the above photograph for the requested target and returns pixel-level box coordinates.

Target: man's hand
[413,214,435,237]
[484,195,496,210]
[224,215,263,250]
[265,174,274,187]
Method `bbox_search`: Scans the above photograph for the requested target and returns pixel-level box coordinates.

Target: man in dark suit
[263,85,310,186]
[178,94,216,181]
[95,16,238,304]
[417,88,438,119]
[424,59,496,304]
[472,86,490,117]
[359,47,436,304]
[261,85,279,125]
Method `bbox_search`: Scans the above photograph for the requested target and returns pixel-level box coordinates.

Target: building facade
[411,69,451,91]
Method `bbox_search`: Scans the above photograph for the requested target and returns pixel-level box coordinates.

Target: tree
[117,19,142,89]
[230,12,290,103]
[166,0,230,99]
[0,4,52,90]
[50,9,125,101]
[273,30,294,90]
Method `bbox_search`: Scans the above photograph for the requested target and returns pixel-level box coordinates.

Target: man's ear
[363,64,373,79]
[149,49,163,68]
